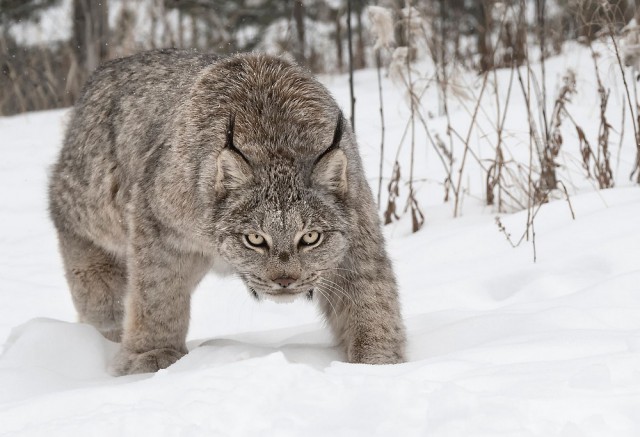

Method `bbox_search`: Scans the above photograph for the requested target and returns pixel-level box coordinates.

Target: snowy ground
[1,46,640,435]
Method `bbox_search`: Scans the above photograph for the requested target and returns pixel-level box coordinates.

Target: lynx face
[217,189,349,302]
[214,115,350,302]
[216,116,348,302]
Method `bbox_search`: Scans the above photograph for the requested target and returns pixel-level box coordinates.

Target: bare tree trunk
[438,0,447,116]
[293,0,305,64]
[191,12,199,49]
[356,5,365,69]
[477,0,492,72]
[178,8,184,48]
[334,7,343,71]
[376,51,385,206]
[73,0,109,77]
[149,0,158,49]
[516,2,527,64]
[347,0,355,131]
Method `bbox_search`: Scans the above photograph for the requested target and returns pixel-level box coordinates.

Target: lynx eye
[244,233,266,247]
[300,231,321,246]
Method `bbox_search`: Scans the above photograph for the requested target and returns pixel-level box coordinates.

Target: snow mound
[1,185,640,435]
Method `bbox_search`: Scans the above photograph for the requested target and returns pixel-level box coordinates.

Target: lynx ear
[311,148,348,195]
[215,149,253,193]
[311,114,348,195]
[215,114,253,193]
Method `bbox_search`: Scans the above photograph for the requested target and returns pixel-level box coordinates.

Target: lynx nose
[274,277,296,288]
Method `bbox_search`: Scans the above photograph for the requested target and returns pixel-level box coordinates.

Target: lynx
[49,49,406,375]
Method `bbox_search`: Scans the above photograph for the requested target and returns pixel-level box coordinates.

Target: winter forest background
[4,1,640,111]
[2,0,640,237]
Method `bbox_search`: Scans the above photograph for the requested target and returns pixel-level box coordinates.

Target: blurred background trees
[0,0,638,115]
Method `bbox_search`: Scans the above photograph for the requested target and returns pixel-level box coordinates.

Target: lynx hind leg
[58,232,126,342]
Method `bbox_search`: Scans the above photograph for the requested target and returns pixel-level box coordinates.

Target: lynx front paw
[350,351,405,365]
[112,347,186,375]
[348,342,406,365]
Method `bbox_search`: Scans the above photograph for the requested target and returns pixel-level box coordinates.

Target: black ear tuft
[215,114,253,193]
[225,113,250,165]
[329,112,344,150]
[313,112,344,168]
[311,113,348,195]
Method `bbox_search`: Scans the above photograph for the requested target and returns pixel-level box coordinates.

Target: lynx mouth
[244,274,316,303]
[263,289,306,303]
[247,287,314,304]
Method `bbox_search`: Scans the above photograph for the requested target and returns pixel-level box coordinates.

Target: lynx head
[215,113,350,303]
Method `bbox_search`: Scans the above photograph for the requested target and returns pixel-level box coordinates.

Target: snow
[2,44,640,435]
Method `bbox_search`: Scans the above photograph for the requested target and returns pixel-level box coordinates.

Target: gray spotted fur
[49,49,406,375]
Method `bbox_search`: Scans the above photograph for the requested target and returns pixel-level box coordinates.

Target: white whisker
[318,277,355,306]
[322,271,354,286]
[315,287,338,318]
[317,267,359,280]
